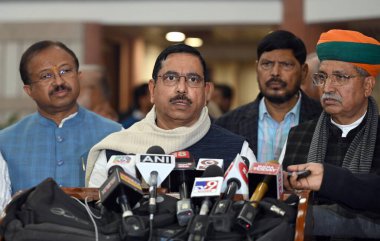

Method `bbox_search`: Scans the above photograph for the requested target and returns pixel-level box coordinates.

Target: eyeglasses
[157,72,204,88]
[259,60,296,71]
[312,72,357,86]
[29,66,76,85]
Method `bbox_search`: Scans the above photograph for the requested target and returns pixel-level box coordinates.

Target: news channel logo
[194,180,220,193]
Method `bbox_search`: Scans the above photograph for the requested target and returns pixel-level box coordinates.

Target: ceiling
[105,24,275,61]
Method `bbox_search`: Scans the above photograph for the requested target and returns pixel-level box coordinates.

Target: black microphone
[235,160,279,231]
[99,163,142,214]
[146,145,165,155]
[209,156,250,232]
[187,165,224,241]
[146,146,164,214]
[98,160,146,237]
[171,150,196,226]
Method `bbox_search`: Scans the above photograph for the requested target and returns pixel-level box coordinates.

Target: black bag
[0,178,122,241]
[0,178,298,241]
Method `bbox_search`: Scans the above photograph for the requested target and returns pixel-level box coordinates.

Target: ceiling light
[185,37,203,47]
[165,32,186,42]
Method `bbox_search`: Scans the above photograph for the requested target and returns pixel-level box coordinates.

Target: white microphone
[221,153,249,200]
[190,165,224,215]
[135,150,175,187]
[187,165,224,241]
[135,146,175,214]
[208,154,249,232]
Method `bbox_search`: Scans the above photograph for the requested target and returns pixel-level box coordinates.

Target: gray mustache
[321,92,342,103]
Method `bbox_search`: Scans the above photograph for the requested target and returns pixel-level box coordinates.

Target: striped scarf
[307,96,378,174]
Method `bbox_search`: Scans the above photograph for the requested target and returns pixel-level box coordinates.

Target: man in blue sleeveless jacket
[0,41,122,199]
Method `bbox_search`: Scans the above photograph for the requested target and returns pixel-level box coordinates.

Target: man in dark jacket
[215,30,322,162]
[283,29,380,240]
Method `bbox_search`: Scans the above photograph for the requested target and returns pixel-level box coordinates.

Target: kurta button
[56,136,63,142]
[57,160,64,166]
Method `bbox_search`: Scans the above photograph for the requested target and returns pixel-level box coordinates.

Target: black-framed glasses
[312,72,357,86]
[29,66,76,85]
[157,72,204,88]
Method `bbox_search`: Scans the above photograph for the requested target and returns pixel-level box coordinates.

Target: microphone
[107,154,137,178]
[235,160,282,231]
[99,156,146,237]
[135,146,175,214]
[187,165,224,241]
[171,150,196,226]
[209,154,250,232]
[222,154,250,199]
[195,158,224,176]
[99,156,142,214]
[250,160,281,206]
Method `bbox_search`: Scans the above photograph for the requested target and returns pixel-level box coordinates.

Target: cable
[246,232,254,241]
[71,196,100,241]
[148,213,154,241]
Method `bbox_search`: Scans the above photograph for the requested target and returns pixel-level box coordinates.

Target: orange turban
[316,29,380,77]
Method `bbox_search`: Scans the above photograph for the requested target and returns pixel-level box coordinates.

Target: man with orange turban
[281,29,380,240]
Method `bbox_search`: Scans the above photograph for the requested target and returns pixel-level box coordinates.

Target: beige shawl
[85,106,211,184]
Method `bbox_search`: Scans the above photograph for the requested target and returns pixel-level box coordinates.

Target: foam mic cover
[202,164,224,178]
[147,145,165,154]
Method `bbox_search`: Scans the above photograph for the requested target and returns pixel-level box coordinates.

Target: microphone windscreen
[147,145,165,154]
[226,177,241,189]
[203,165,224,178]
[241,156,250,168]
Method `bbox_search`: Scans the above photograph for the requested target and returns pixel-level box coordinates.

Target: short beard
[261,77,300,104]
[264,91,297,104]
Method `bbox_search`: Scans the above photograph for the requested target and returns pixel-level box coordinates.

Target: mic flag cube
[248,161,283,199]
[190,176,224,198]
[196,158,224,171]
[107,155,136,177]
